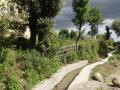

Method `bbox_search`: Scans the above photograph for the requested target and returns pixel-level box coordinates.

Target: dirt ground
[89,63,120,90]
[91,63,120,83]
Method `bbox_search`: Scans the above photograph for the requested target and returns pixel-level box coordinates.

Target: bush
[17,50,60,88]
[59,29,69,39]
[61,51,79,64]
[112,19,120,36]
[77,39,99,63]
[98,39,114,57]
[0,48,22,90]
[0,47,81,90]
[5,75,20,90]
[70,30,77,39]
[114,42,120,50]
[109,51,120,65]
[98,41,108,57]
[0,14,9,38]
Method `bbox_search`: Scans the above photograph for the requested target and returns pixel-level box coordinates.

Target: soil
[91,63,120,84]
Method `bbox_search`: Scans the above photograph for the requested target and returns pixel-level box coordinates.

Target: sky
[55,0,120,41]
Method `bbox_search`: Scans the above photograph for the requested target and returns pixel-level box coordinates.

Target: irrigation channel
[53,51,116,90]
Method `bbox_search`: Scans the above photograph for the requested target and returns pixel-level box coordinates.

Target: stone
[112,78,120,88]
[93,73,104,82]
[114,63,120,67]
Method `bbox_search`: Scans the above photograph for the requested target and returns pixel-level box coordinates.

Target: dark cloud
[90,0,120,19]
[55,0,120,30]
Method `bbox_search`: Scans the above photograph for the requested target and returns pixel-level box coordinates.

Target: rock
[112,78,120,88]
[93,73,104,82]
[114,63,120,67]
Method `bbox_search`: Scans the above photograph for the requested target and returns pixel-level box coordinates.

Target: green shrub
[98,39,114,57]
[17,50,60,88]
[61,51,79,64]
[78,39,99,63]
[0,48,22,90]
[105,39,114,50]
[5,75,20,90]
[112,19,120,36]
[70,30,77,39]
[98,41,108,57]
[109,51,120,65]
[59,29,69,39]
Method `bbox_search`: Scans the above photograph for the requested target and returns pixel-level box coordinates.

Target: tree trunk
[29,13,37,49]
[76,30,81,44]
[30,30,37,48]
[76,25,82,44]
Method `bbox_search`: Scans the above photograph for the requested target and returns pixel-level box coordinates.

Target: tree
[105,26,112,40]
[112,19,120,36]
[70,30,77,39]
[88,7,102,38]
[72,0,90,44]
[12,0,63,48]
[59,29,69,39]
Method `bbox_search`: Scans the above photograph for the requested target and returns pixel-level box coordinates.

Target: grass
[0,47,80,90]
[109,51,120,65]
[77,39,99,63]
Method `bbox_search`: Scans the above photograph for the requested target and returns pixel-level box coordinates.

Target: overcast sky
[55,0,120,30]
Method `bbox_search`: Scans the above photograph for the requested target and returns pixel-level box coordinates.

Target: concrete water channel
[54,51,116,90]
[33,51,116,90]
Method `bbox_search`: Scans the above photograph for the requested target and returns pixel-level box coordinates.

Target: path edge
[32,60,88,90]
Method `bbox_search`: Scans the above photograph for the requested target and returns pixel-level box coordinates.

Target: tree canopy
[112,19,120,36]
[59,29,69,39]
[12,0,64,49]
[88,7,102,38]
[72,0,90,43]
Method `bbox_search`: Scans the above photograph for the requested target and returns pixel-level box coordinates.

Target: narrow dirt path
[68,51,116,90]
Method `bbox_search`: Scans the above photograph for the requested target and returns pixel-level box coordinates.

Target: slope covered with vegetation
[0,0,120,90]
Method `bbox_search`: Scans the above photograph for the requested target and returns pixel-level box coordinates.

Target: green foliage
[112,19,120,36]
[72,0,90,28]
[78,39,99,63]
[70,30,77,39]
[88,7,102,37]
[0,48,8,63]
[0,14,20,48]
[13,0,64,48]
[98,39,114,57]
[96,34,105,40]
[0,14,10,38]
[105,39,114,50]
[88,7,102,25]
[114,42,120,50]
[13,0,63,18]
[17,50,60,88]
[59,29,69,39]
[98,41,108,57]
[109,51,120,65]
[0,48,21,90]
[5,75,20,90]
[72,0,90,43]
[59,39,76,47]
[61,51,79,64]
[0,48,59,90]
